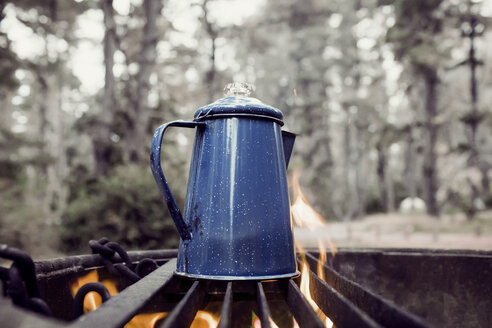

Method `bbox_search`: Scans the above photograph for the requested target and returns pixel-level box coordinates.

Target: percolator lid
[193,82,284,123]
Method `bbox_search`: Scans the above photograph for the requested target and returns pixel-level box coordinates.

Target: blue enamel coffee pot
[150,83,298,280]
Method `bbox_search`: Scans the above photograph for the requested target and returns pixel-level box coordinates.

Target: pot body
[176,117,296,279]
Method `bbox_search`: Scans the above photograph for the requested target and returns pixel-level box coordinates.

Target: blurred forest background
[1,0,492,257]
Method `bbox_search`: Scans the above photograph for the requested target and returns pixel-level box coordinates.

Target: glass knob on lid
[194,82,283,122]
[224,82,255,97]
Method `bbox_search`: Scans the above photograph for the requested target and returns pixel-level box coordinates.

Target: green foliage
[365,194,385,214]
[460,111,485,126]
[60,165,181,253]
[444,190,475,218]
[394,180,410,207]
[0,163,24,219]
[484,192,492,209]
[455,142,471,153]
[0,38,19,96]
[0,164,58,255]
[387,0,445,66]
[408,44,443,68]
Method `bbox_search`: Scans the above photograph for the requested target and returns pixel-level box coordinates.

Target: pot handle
[150,120,205,241]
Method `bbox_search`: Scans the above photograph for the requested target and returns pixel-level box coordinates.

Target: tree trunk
[320,100,337,220]
[480,166,490,193]
[404,126,418,200]
[353,123,365,217]
[344,119,360,219]
[93,0,116,175]
[468,15,479,168]
[466,15,490,195]
[376,140,387,211]
[420,67,440,216]
[385,156,395,213]
[0,3,7,23]
[201,0,217,103]
[33,3,67,216]
[127,0,160,163]
[39,73,66,215]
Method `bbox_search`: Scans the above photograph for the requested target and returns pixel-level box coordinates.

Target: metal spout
[281,130,296,168]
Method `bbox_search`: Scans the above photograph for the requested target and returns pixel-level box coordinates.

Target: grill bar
[286,279,325,328]
[70,259,176,328]
[296,258,381,328]
[305,252,431,328]
[160,280,205,328]
[306,263,382,328]
[217,282,233,328]
[256,282,272,328]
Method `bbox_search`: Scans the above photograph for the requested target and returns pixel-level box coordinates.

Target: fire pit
[2,86,491,328]
[2,242,491,328]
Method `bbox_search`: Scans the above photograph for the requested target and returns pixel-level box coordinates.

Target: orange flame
[252,314,280,328]
[328,240,337,258]
[299,262,317,310]
[126,313,167,328]
[290,170,337,262]
[190,311,219,328]
[71,270,167,328]
[290,171,335,327]
[317,240,326,281]
[291,171,325,229]
[295,240,305,255]
[70,270,118,313]
[299,261,333,328]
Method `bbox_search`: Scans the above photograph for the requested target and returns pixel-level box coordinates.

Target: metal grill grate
[2,247,492,328]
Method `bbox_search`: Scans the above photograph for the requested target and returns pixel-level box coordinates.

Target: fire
[126,313,167,328]
[70,270,118,313]
[71,271,223,328]
[290,170,337,266]
[190,311,219,328]
[290,171,336,327]
[291,171,325,229]
[295,240,305,255]
[299,261,333,328]
[327,240,337,258]
[300,262,317,310]
[252,314,279,328]
[317,240,326,281]
[71,270,166,328]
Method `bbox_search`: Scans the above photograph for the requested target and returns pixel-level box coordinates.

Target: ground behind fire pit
[294,211,492,250]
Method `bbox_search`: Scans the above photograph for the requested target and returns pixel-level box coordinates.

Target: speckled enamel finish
[150,95,297,279]
[194,96,284,122]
